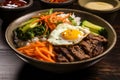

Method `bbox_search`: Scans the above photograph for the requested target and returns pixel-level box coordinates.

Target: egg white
[47,23,90,45]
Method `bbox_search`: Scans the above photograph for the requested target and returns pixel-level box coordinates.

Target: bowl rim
[5,8,117,65]
[0,0,33,11]
[41,0,74,4]
[78,0,120,13]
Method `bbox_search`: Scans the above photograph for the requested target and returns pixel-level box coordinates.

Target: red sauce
[0,0,27,8]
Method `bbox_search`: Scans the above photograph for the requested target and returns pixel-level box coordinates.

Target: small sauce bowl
[78,0,120,13]
[40,0,74,7]
[0,0,33,11]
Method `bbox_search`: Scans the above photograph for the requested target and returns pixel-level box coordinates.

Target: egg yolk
[61,29,83,40]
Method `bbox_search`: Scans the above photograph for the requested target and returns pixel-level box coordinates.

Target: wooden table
[0,0,120,80]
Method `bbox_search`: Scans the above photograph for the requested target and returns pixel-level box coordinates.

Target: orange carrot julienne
[35,47,55,62]
[39,48,55,57]
[17,42,45,51]
[17,41,56,63]
[35,41,46,46]
[24,50,34,56]
[48,44,53,52]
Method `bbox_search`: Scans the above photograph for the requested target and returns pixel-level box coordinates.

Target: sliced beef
[92,43,104,57]
[68,45,90,60]
[80,40,93,57]
[59,47,75,62]
[86,33,107,43]
[79,33,107,57]
[54,46,74,62]
[54,33,107,62]
[54,47,68,62]
[56,54,69,62]
[80,39,99,57]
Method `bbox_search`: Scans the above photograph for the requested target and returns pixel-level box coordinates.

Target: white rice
[58,13,81,26]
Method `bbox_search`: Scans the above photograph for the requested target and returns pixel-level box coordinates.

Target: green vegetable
[20,18,38,27]
[19,18,39,33]
[68,16,77,26]
[48,8,53,14]
[14,18,50,41]
[40,8,53,16]
[81,20,106,35]
[14,9,54,41]
[15,25,46,40]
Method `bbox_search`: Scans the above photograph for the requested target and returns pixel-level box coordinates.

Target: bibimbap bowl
[5,8,117,72]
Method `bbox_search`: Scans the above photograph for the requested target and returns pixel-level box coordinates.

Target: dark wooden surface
[0,0,120,80]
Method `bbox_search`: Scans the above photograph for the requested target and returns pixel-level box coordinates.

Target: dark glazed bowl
[5,8,117,72]
[78,0,120,13]
[0,0,33,11]
[40,0,74,7]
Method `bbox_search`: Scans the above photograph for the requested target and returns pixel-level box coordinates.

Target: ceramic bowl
[5,8,117,72]
[40,0,74,7]
[0,0,33,11]
[78,0,120,13]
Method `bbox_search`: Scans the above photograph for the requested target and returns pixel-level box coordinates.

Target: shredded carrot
[24,50,34,56]
[40,48,55,57]
[35,47,55,62]
[31,11,71,32]
[48,44,53,52]
[17,41,56,63]
[39,12,71,31]
[17,41,45,51]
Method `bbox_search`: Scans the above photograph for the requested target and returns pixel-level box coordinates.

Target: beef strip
[54,47,69,62]
[60,47,75,62]
[56,54,69,62]
[54,46,74,62]
[87,33,107,43]
[68,45,90,60]
[80,33,107,57]
[92,43,104,57]
[74,46,90,59]
[80,40,93,57]
[80,39,100,57]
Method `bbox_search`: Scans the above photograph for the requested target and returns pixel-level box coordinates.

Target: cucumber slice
[81,20,105,34]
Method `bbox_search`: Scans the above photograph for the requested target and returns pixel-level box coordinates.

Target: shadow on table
[16,63,99,80]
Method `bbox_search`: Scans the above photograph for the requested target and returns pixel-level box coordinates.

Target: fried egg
[47,23,90,45]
